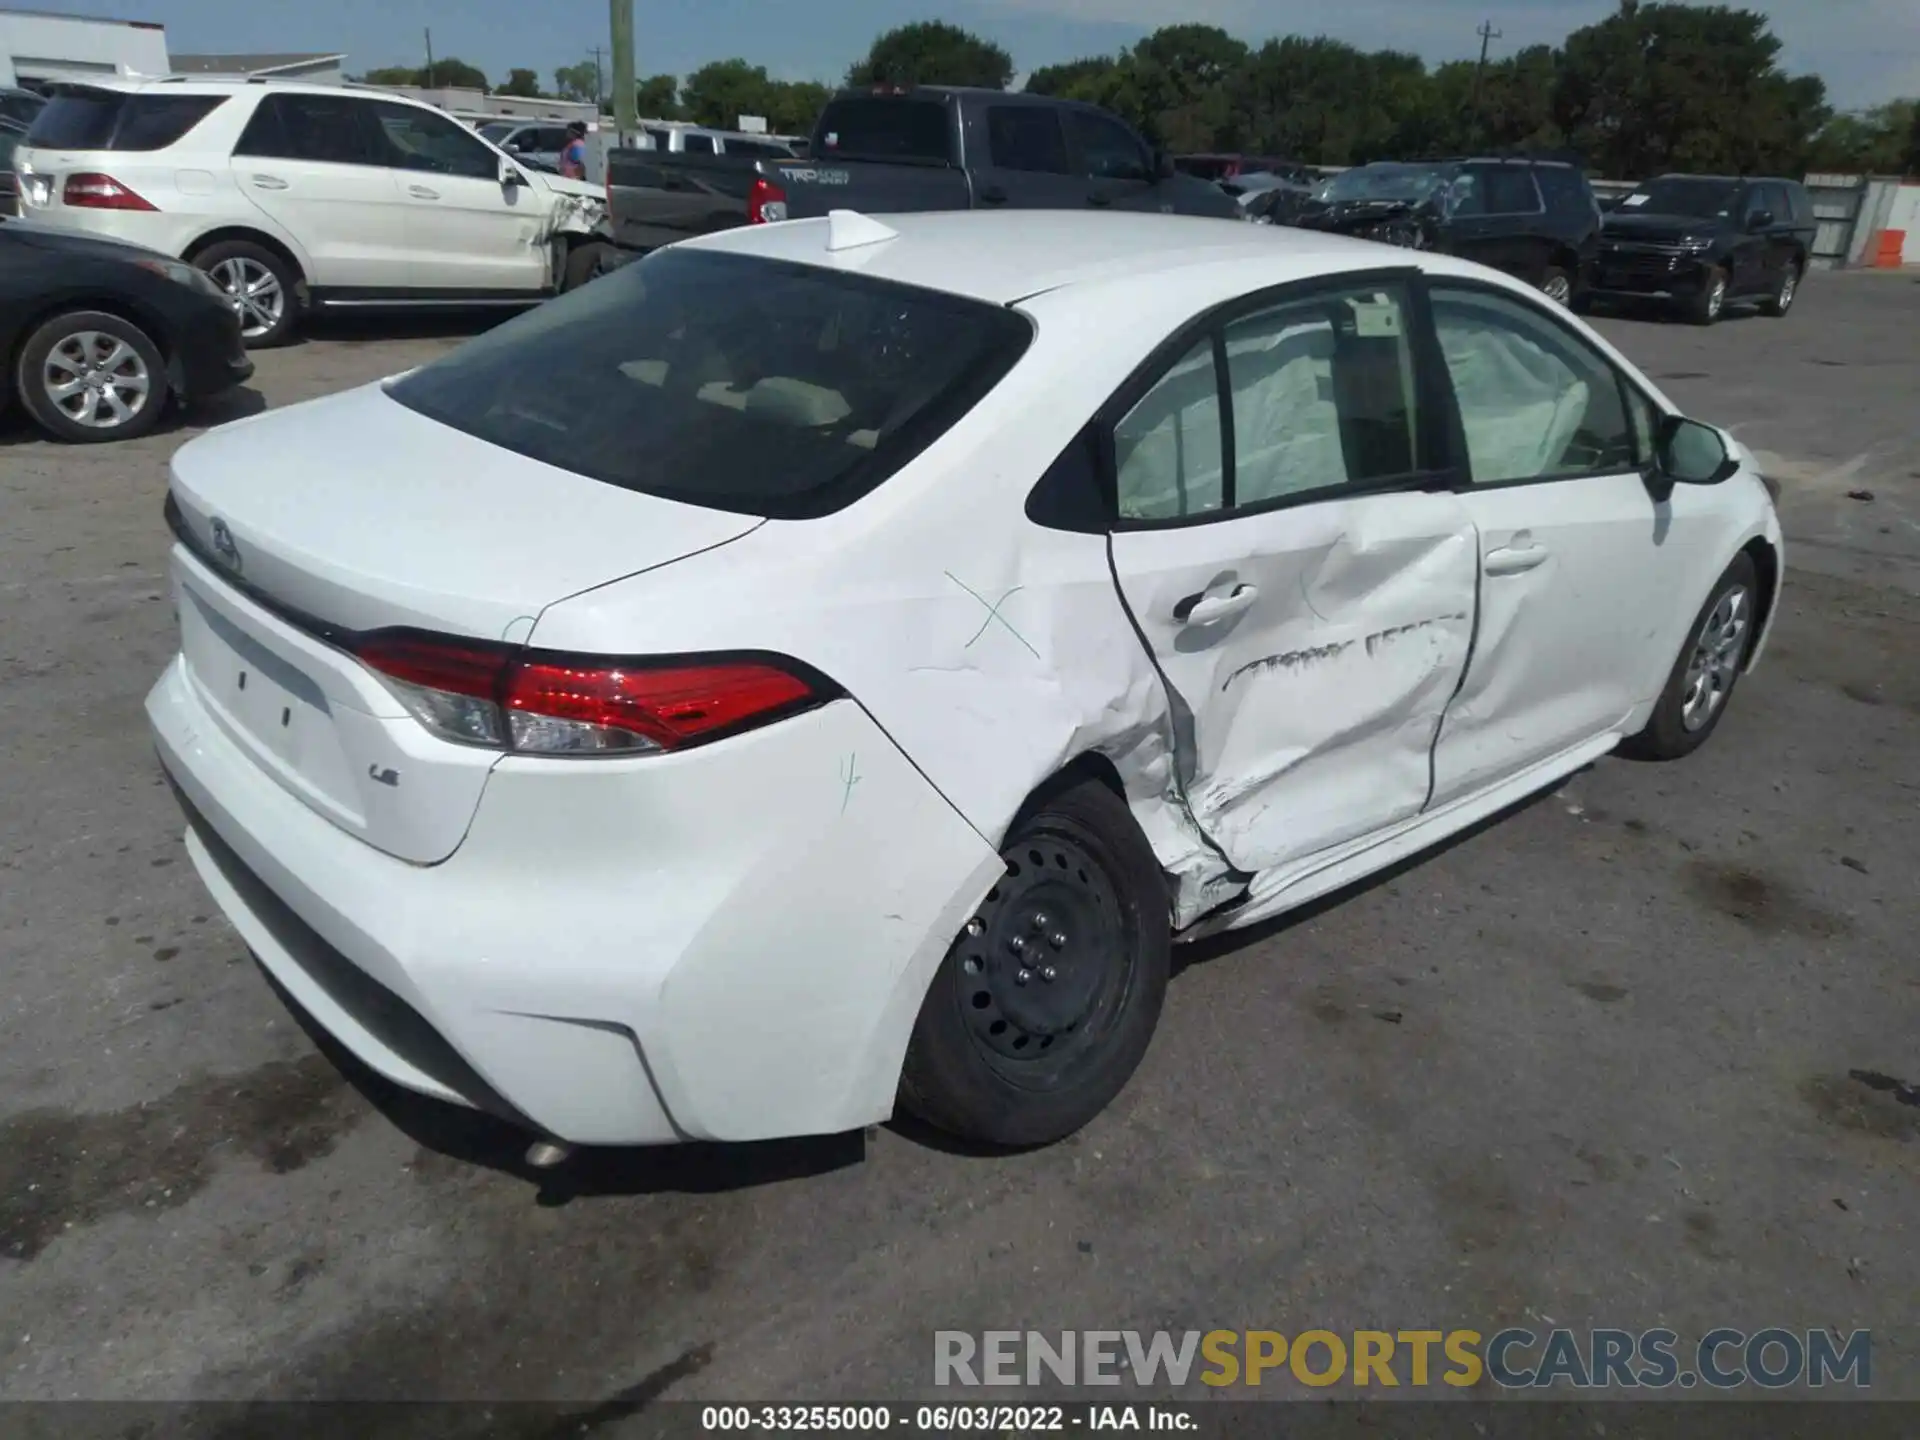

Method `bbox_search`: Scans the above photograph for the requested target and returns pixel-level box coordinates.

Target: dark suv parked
[1284,156,1601,303]
[1592,174,1816,324]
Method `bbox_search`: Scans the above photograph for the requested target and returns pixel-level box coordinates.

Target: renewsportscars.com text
[934,1328,1871,1390]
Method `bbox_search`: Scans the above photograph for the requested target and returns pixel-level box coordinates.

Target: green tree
[681,58,776,129]
[766,80,831,134]
[360,65,419,88]
[847,21,1013,90]
[1025,56,1117,98]
[1907,103,1920,173]
[553,60,602,106]
[1809,100,1920,174]
[497,68,544,99]
[1555,1,1826,177]
[423,58,487,91]
[1120,25,1249,151]
[635,73,680,120]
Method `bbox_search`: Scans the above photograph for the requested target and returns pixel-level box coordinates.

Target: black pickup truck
[606,86,1241,253]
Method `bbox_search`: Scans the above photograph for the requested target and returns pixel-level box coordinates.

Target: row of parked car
[3,74,1820,445]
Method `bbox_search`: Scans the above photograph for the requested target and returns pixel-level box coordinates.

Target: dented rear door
[1104,276,1480,875]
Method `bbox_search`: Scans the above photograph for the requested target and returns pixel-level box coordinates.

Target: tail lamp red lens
[748,175,788,224]
[353,631,822,756]
[64,173,158,211]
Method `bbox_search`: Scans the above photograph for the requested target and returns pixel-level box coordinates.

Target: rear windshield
[26,89,225,152]
[385,248,1032,520]
[815,97,951,165]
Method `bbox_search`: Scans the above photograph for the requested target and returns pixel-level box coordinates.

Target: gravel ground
[0,271,1914,1415]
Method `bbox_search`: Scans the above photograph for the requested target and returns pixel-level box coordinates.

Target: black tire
[15,310,170,444]
[189,239,300,349]
[1759,260,1802,317]
[1619,552,1759,761]
[899,779,1171,1147]
[561,239,612,293]
[1685,266,1729,326]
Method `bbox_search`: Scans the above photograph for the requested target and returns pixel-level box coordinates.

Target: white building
[171,52,347,86]
[0,8,170,89]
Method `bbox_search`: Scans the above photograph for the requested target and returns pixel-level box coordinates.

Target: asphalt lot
[0,270,1915,1414]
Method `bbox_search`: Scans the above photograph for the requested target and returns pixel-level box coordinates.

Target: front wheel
[899,779,1171,1147]
[1685,266,1729,326]
[15,310,170,443]
[561,239,613,293]
[1539,265,1573,306]
[1620,552,1759,761]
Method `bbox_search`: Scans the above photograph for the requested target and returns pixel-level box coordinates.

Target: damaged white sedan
[149,210,1783,1151]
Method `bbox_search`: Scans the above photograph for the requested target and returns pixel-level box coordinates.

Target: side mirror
[1654,416,1740,495]
[500,160,527,188]
[1746,208,1774,232]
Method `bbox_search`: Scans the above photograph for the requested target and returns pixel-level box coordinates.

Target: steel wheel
[1680,583,1750,732]
[956,831,1131,1077]
[42,330,153,431]
[208,255,286,339]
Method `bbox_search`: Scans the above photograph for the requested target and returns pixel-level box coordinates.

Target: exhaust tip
[524,1139,573,1169]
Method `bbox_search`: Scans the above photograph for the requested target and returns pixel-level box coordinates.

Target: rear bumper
[148,656,1001,1146]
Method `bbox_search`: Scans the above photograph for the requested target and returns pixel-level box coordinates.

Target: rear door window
[27,90,225,151]
[1470,165,1543,215]
[385,248,1033,519]
[235,93,385,166]
[985,105,1069,174]
[683,132,716,155]
[815,97,951,164]
[1534,166,1594,220]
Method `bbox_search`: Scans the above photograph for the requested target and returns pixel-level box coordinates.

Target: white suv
[13,79,615,347]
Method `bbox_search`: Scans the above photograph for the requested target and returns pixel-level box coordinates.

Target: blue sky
[23,0,1919,106]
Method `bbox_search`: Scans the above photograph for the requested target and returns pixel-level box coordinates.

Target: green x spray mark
[945,571,1041,660]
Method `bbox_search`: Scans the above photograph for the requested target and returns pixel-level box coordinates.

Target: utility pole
[423,27,435,87]
[610,0,636,139]
[589,46,605,109]
[1471,20,1502,146]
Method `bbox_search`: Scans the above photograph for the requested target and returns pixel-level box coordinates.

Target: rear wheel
[899,779,1170,1147]
[191,239,299,349]
[1620,552,1758,760]
[1760,261,1801,317]
[15,310,169,443]
[1685,266,1729,326]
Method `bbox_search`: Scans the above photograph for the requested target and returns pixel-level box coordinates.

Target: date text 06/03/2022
[700,1405,1191,1431]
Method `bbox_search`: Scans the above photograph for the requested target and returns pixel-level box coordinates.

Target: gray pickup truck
[605,86,1242,254]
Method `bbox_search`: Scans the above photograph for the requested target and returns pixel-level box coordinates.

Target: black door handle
[979,186,1008,205]
[1088,191,1112,207]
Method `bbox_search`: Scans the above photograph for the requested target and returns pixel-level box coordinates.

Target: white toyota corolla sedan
[149,210,1783,1151]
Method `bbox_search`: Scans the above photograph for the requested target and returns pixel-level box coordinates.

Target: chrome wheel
[1776,269,1797,312]
[208,256,285,338]
[1706,275,1727,320]
[41,331,152,430]
[1542,272,1573,305]
[1680,584,1749,732]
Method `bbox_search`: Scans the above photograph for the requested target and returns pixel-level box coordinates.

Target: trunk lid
[772,157,973,221]
[166,381,762,863]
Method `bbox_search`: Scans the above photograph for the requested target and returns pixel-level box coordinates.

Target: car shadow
[265,966,867,1205]
[0,383,268,447]
[299,307,528,346]
[1584,296,1764,326]
[1171,768,1579,978]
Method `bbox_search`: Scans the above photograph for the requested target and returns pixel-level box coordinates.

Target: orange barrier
[1872,229,1907,268]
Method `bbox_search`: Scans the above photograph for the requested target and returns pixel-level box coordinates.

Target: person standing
[559,121,589,180]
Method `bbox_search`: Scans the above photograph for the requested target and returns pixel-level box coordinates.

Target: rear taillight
[353,631,824,756]
[64,172,157,211]
[748,175,787,224]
